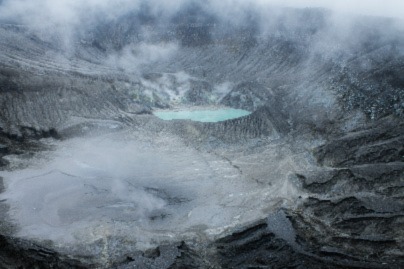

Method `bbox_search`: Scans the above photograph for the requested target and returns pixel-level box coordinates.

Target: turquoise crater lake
[153,108,251,122]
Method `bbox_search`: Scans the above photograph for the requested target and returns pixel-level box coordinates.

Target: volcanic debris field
[0,1,403,269]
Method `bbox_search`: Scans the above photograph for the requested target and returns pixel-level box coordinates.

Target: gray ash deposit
[0,1,403,268]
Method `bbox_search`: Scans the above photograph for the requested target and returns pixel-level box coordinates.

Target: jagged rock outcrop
[290,116,404,268]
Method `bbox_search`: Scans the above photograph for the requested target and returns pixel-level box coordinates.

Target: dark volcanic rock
[315,116,404,167]
[0,145,8,155]
[0,235,87,269]
[184,80,214,105]
[220,81,274,111]
[290,116,404,268]
[171,3,216,47]
[0,158,9,168]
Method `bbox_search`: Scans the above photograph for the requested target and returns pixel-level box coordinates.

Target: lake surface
[154,108,251,122]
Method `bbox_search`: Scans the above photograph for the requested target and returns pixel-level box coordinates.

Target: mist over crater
[0,1,403,268]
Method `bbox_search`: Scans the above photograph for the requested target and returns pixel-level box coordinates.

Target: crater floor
[0,127,306,261]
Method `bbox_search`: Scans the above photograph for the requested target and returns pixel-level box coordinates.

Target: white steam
[270,0,404,19]
[0,0,402,30]
[106,42,179,73]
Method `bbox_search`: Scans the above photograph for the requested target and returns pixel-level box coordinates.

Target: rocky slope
[0,4,403,269]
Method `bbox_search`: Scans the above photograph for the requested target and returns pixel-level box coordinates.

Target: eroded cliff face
[0,4,403,269]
